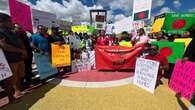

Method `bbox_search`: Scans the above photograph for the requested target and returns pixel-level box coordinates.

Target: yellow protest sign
[119,41,132,47]
[174,38,192,51]
[71,25,88,32]
[51,44,71,67]
[151,18,165,33]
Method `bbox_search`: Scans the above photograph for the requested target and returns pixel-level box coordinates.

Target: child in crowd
[145,44,169,86]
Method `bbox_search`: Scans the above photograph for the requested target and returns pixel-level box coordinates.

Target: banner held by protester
[34,53,58,80]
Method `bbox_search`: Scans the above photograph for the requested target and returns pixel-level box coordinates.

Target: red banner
[95,44,143,70]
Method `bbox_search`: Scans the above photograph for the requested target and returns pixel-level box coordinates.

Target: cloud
[114,14,127,21]
[97,0,165,14]
[158,7,172,14]
[152,0,165,8]
[173,0,181,8]
[188,8,195,12]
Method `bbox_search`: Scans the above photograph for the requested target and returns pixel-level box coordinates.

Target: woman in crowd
[0,13,27,103]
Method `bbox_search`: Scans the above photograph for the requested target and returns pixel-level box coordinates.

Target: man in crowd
[132,28,149,45]
[184,26,195,62]
[14,24,33,88]
[0,13,27,103]
[31,25,50,54]
[96,30,109,46]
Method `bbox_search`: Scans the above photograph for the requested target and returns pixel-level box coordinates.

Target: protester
[132,28,149,45]
[145,44,169,86]
[13,24,33,88]
[96,30,109,46]
[184,25,195,62]
[0,13,27,103]
[31,25,50,55]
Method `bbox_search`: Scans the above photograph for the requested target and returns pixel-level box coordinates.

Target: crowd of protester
[0,12,195,107]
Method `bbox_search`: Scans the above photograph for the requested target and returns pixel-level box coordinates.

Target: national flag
[152,42,185,64]
[133,10,149,21]
[162,13,195,34]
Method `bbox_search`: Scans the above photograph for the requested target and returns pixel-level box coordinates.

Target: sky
[0,0,195,23]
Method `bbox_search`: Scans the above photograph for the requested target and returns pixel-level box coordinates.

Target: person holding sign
[145,44,169,85]
[96,30,109,46]
[0,13,27,103]
[184,26,195,62]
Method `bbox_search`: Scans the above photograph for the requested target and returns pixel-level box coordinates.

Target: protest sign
[32,9,57,33]
[71,60,91,73]
[162,13,195,34]
[132,0,152,21]
[174,38,192,51]
[113,17,133,34]
[34,53,58,79]
[152,42,185,64]
[71,25,88,33]
[95,45,143,70]
[9,0,33,32]
[0,49,13,81]
[169,60,195,101]
[51,44,71,67]
[133,58,160,94]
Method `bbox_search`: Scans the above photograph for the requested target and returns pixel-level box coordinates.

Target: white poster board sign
[0,49,13,81]
[113,17,133,34]
[32,9,57,32]
[133,58,159,93]
[132,0,152,21]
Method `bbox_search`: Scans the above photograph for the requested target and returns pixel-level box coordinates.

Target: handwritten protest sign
[169,60,195,101]
[34,53,58,79]
[0,49,12,81]
[51,44,71,67]
[9,0,33,32]
[134,58,160,93]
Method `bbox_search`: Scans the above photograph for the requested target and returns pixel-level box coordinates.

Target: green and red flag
[133,10,149,21]
[162,13,195,34]
[152,42,185,64]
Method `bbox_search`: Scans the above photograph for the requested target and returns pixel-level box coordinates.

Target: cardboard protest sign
[174,38,192,51]
[162,13,195,34]
[9,0,33,32]
[152,42,185,64]
[34,53,58,79]
[132,0,152,21]
[51,44,71,67]
[0,49,13,81]
[169,60,195,101]
[134,58,160,93]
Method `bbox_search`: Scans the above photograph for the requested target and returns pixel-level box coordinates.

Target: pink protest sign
[169,60,195,101]
[9,0,33,32]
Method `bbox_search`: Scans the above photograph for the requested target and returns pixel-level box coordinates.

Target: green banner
[152,41,185,64]
[162,13,195,34]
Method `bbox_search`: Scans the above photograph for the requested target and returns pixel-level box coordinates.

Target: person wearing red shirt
[145,45,169,85]
[96,30,109,46]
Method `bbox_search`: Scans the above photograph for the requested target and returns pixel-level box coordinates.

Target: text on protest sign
[51,44,71,67]
[0,49,13,81]
[169,60,195,101]
[134,58,160,94]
